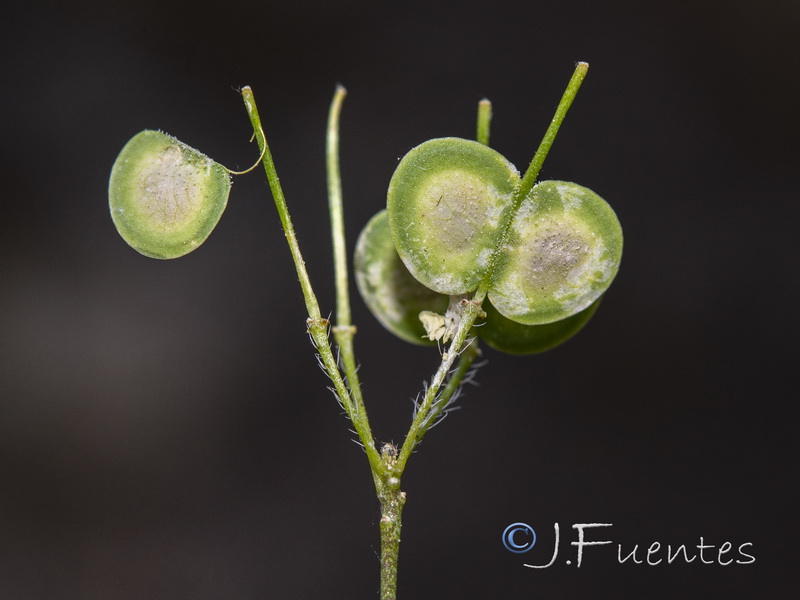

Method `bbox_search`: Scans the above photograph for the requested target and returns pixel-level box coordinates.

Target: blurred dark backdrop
[2,0,797,598]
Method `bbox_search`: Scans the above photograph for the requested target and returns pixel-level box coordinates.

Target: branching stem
[240,61,589,600]
[240,87,382,478]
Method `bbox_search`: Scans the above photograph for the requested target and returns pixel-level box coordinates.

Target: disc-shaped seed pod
[109,130,231,259]
[479,296,601,355]
[489,181,622,325]
[387,138,519,295]
[354,210,449,345]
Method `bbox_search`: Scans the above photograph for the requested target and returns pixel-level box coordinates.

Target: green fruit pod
[478,297,601,354]
[354,210,449,345]
[488,181,622,325]
[109,130,231,259]
[387,137,519,295]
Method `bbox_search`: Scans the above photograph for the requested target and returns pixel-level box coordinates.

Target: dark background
[2,0,797,598]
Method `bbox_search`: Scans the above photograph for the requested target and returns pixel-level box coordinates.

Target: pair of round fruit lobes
[355,137,622,354]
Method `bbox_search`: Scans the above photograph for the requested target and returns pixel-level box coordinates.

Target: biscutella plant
[109,62,622,599]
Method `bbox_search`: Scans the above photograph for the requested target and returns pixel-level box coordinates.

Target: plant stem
[241,63,589,599]
[327,85,352,327]
[518,61,589,200]
[481,62,589,294]
[241,87,321,322]
[476,98,492,146]
[385,276,484,600]
[378,470,405,600]
[326,85,370,422]
[396,288,487,472]
[415,338,480,441]
[240,87,382,476]
[324,86,408,598]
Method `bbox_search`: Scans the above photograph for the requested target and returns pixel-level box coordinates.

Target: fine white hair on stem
[454,335,477,357]
[423,386,463,431]
[462,360,486,386]
[315,353,328,373]
[417,348,486,434]
[348,428,366,450]
[410,390,423,415]
[327,385,346,412]
[423,405,456,432]
[411,381,429,418]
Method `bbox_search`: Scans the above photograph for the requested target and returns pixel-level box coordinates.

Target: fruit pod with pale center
[109,130,231,259]
[488,180,623,325]
[387,137,519,295]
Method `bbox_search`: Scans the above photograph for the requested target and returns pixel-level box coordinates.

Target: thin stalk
[324,85,402,598]
[327,84,352,327]
[396,287,487,472]
[414,339,480,441]
[518,61,589,199]
[241,87,321,321]
[481,62,589,291]
[241,86,382,476]
[326,85,369,422]
[476,98,492,146]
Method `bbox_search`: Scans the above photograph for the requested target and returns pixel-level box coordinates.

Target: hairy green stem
[415,339,480,441]
[241,63,589,599]
[396,288,487,472]
[377,463,404,600]
[382,301,482,600]
[241,86,382,475]
[326,85,370,422]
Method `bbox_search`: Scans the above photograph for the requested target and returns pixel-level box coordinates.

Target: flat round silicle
[478,296,601,355]
[387,137,519,295]
[488,181,622,325]
[354,210,449,345]
[109,130,231,259]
